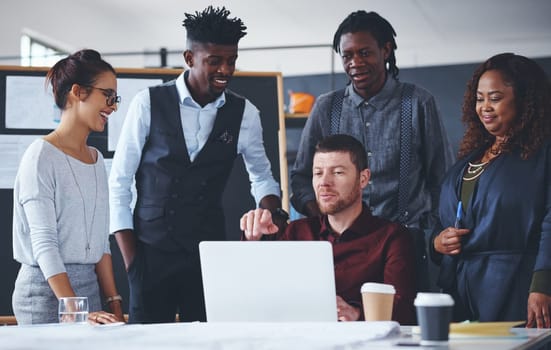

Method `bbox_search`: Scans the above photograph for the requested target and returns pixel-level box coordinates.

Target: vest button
[171,194,178,199]
[169,210,175,215]
[167,226,173,231]
[198,195,204,201]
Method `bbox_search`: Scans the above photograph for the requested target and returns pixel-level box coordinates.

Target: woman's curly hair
[458,53,551,160]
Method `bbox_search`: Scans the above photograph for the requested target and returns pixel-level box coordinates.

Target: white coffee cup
[361,282,396,321]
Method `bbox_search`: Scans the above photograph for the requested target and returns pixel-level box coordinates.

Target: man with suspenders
[291,11,454,292]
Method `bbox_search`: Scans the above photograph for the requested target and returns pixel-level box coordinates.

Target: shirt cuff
[109,206,134,234]
[251,183,281,207]
[530,270,551,295]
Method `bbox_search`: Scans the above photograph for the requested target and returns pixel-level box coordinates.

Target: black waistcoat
[133,80,245,251]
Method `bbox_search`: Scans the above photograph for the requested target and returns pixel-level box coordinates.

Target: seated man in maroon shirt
[240,134,416,324]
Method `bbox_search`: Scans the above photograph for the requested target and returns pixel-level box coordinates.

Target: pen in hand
[454,201,463,229]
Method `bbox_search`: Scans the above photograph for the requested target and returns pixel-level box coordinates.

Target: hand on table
[88,310,124,325]
[336,296,360,321]
[527,292,551,328]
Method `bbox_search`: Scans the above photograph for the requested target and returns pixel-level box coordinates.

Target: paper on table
[412,321,526,338]
[450,321,526,338]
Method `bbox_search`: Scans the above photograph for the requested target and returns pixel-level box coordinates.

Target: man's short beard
[317,180,361,215]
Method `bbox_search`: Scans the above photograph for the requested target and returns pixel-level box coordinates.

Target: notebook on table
[199,240,337,322]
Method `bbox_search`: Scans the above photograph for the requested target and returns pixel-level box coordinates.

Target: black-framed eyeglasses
[83,85,121,107]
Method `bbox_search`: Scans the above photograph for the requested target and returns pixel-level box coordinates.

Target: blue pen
[454,201,462,228]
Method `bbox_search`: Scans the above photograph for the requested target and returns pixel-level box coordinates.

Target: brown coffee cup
[361,282,396,321]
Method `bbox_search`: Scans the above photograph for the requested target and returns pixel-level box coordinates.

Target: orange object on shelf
[289,91,315,114]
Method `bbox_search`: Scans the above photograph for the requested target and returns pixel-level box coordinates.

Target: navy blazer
[434,141,551,321]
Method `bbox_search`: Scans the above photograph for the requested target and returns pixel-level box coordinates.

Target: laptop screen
[199,241,338,322]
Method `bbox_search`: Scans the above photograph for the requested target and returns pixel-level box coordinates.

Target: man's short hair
[315,134,368,171]
[182,6,247,46]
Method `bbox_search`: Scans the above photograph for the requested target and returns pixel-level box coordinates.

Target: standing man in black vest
[290,11,454,292]
[109,6,285,323]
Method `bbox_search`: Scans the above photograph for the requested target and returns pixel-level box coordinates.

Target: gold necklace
[463,161,489,181]
[53,130,97,255]
[463,144,504,181]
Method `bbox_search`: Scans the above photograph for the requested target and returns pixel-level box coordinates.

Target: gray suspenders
[397,84,414,223]
[329,88,345,134]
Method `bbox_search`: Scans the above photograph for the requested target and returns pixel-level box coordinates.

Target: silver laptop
[199,241,338,322]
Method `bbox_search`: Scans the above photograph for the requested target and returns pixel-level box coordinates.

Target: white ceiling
[1,0,551,75]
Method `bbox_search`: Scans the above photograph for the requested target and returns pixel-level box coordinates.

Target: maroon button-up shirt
[276,205,416,324]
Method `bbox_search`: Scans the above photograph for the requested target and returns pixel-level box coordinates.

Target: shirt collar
[345,76,399,111]
[175,71,226,109]
[319,204,373,240]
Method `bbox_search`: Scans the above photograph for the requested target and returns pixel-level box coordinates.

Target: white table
[382,326,551,350]
[0,321,550,350]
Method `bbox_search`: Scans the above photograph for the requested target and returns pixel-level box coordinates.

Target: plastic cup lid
[414,292,455,306]
[361,282,396,294]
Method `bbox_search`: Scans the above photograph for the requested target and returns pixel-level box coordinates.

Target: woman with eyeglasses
[12,49,124,324]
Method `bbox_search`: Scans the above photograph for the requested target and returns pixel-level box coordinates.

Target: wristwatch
[271,208,289,221]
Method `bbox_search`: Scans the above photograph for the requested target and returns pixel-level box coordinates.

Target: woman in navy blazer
[431,53,551,328]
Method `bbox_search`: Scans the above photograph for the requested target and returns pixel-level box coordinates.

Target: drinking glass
[58,297,89,324]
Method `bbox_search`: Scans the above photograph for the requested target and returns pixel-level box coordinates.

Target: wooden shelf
[285,113,309,118]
